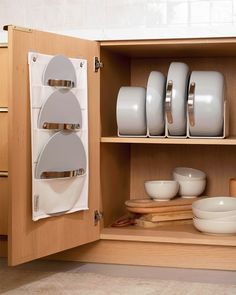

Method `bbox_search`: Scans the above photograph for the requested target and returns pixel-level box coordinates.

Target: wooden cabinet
[1,25,236,269]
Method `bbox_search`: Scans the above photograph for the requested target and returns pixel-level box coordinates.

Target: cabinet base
[48,239,236,271]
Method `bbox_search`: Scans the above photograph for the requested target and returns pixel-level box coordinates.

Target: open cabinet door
[6,26,101,265]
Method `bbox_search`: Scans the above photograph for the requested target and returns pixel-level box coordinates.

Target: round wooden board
[126,204,192,214]
[125,197,203,208]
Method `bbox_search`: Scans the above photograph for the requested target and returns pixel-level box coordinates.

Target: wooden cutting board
[142,210,193,222]
[125,197,204,208]
[126,204,192,214]
[135,218,192,228]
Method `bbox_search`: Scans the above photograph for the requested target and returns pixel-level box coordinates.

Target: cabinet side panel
[8,27,100,265]
[0,46,8,107]
[0,178,8,235]
[100,49,130,137]
[101,144,130,227]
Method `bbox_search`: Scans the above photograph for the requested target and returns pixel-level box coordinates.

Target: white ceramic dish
[193,217,236,235]
[165,62,189,136]
[146,71,166,136]
[144,180,179,201]
[188,71,224,137]
[177,179,206,198]
[207,215,236,221]
[116,86,147,136]
[173,167,206,181]
[192,197,236,219]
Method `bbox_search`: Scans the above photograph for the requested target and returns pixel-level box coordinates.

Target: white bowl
[116,86,146,136]
[177,179,206,198]
[188,71,224,137]
[173,167,206,181]
[165,62,189,136]
[146,71,166,136]
[144,180,179,201]
[193,217,236,235]
[192,197,236,219]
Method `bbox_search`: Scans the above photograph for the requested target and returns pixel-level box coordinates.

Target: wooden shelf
[101,223,236,247]
[101,136,236,145]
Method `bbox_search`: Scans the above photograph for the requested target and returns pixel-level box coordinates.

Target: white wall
[0,0,236,42]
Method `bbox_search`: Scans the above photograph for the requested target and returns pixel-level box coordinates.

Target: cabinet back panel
[130,144,236,198]
[131,57,236,136]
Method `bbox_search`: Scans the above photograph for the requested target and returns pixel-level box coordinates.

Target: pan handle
[42,122,80,131]
[188,82,195,127]
[165,80,173,124]
[47,79,75,88]
[40,169,85,179]
[0,171,8,177]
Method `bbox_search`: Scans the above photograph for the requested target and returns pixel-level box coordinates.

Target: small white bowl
[178,179,206,198]
[173,167,206,181]
[192,197,236,219]
[193,217,236,235]
[144,180,179,201]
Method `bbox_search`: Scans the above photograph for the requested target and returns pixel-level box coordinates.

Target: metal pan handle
[188,82,195,127]
[47,79,74,88]
[0,171,8,177]
[0,107,8,113]
[42,122,80,131]
[165,80,173,124]
[40,168,85,179]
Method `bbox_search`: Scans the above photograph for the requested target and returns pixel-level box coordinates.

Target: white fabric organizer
[28,52,89,221]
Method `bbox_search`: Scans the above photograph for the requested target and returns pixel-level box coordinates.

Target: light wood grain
[0,113,8,171]
[142,211,192,222]
[126,204,192,214]
[130,145,236,199]
[100,224,236,246]
[101,136,236,145]
[125,197,201,208]
[0,178,8,235]
[100,49,130,136]
[49,239,236,270]
[135,219,191,228]
[101,144,130,226]
[0,46,8,107]
[7,26,101,265]
[100,38,236,58]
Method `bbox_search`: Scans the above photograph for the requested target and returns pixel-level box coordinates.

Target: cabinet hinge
[94,57,103,72]
[94,210,103,225]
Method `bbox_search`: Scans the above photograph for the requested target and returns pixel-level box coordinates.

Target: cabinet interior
[99,39,236,244]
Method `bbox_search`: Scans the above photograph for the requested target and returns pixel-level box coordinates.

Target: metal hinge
[94,210,103,225]
[94,57,103,72]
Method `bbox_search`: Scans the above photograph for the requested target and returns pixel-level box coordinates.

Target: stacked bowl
[192,197,236,235]
[173,167,206,198]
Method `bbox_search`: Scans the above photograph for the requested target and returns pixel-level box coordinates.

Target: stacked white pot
[116,62,226,138]
[173,167,206,198]
[192,197,236,235]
